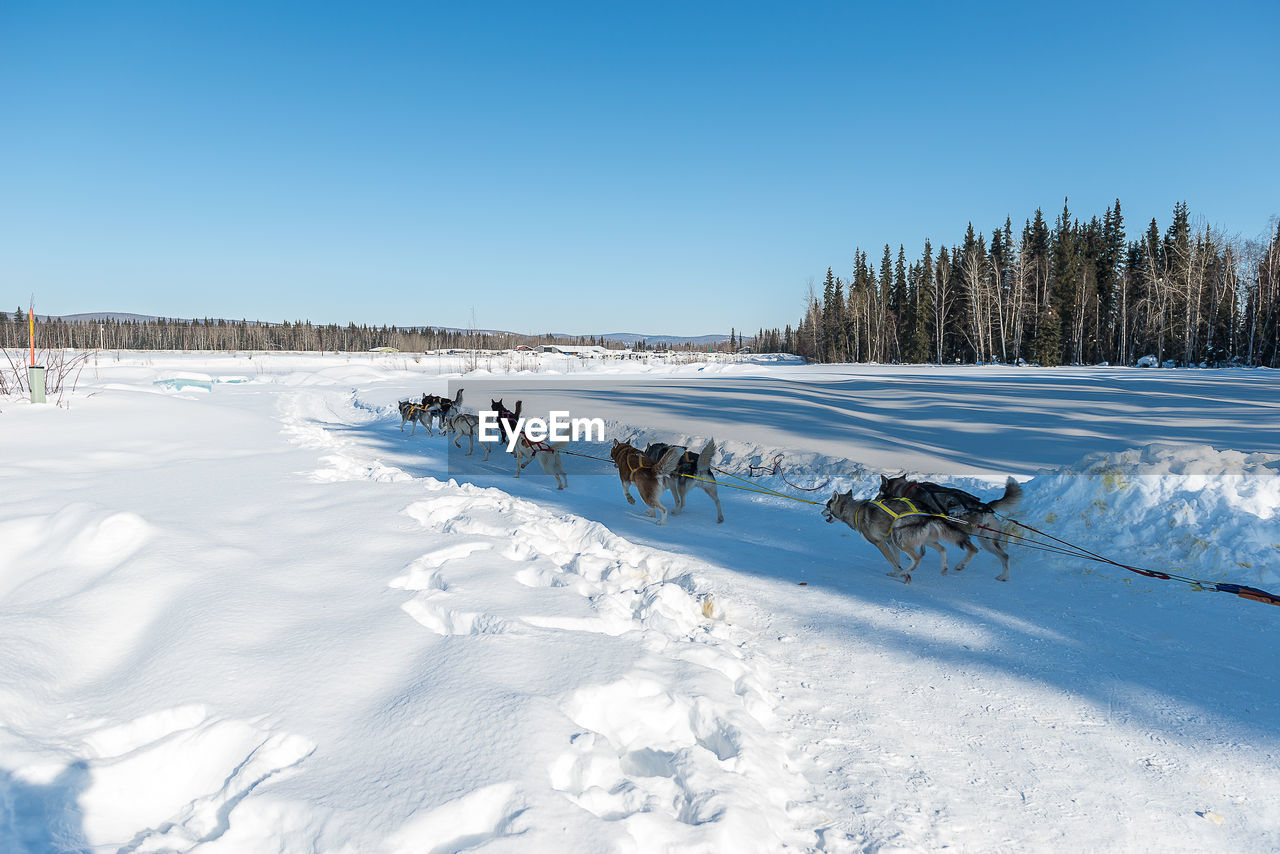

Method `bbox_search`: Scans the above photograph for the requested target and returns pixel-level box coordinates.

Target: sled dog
[611,439,682,525]
[425,388,464,435]
[822,490,978,583]
[400,395,440,436]
[490,399,567,488]
[877,475,1021,582]
[445,409,494,460]
[643,439,724,523]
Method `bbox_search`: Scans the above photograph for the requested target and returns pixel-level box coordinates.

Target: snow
[2,352,1278,852]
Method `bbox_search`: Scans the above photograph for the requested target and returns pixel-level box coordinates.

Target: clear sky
[2,1,1277,336]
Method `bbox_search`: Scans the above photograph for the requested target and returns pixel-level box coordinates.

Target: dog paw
[625,495,636,504]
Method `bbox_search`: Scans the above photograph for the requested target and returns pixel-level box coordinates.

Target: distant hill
[58,312,172,323]
[594,333,729,346]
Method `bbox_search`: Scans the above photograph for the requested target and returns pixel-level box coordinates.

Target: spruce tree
[1032,304,1062,366]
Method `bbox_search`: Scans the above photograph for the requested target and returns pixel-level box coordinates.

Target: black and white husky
[643,439,724,523]
[425,389,464,435]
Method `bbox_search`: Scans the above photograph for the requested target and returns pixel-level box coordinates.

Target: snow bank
[1019,444,1280,587]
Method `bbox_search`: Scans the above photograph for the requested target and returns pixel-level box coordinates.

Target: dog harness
[853,497,929,527]
[871,497,924,519]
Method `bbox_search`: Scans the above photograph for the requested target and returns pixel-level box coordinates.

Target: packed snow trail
[282,390,820,851]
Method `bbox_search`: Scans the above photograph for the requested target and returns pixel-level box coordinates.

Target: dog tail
[989,477,1022,513]
[454,388,464,404]
[655,447,682,477]
[696,439,716,475]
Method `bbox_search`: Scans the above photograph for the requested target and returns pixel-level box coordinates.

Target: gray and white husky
[398,396,426,433]
[643,439,724,523]
[445,409,494,460]
[877,475,1021,582]
[822,490,978,583]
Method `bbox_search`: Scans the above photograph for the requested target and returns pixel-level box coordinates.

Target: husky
[611,439,682,524]
[399,394,434,435]
[425,388,464,435]
[877,475,1022,582]
[398,398,420,431]
[490,399,522,443]
[643,439,724,523]
[510,431,569,488]
[445,409,494,460]
[822,490,979,583]
[489,399,567,488]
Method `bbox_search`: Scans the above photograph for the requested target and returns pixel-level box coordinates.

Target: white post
[29,366,46,404]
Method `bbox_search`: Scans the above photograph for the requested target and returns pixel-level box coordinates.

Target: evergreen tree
[1032,303,1062,366]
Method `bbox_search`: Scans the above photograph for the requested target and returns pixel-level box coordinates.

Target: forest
[0,315,684,354]
[754,201,1280,367]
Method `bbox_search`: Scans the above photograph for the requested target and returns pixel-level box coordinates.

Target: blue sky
[2,1,1277,336]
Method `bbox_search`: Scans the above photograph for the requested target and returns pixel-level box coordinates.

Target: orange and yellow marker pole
[27,309,46,403]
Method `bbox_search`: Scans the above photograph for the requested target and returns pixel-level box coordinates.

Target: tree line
[748,200,1280,367]
[0,313,710,354]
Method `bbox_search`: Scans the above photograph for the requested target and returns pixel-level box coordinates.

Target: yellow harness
[854,497,930,527]
[871,497,924,519]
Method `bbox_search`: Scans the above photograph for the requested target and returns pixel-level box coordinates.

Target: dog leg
[704,483,725,524]
[901,545,927,576]
[985,537,1012,582]
[872,540,908,582]
[952,537,979,573]
[665,480,681,514]
[621,481,636,505]
[930,542,949,575]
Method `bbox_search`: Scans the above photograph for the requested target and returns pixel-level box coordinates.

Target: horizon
[3,1,1277,334]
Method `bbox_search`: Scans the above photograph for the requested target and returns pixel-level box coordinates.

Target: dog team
[395,393,725,525]
[399,392,1021,582]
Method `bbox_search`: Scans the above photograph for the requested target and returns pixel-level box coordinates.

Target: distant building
[536,344,630,358]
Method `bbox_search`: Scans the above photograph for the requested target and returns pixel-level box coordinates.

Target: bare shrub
[1,347,91,408]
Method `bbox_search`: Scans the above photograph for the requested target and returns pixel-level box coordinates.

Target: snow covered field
[2,351,1278,853]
